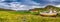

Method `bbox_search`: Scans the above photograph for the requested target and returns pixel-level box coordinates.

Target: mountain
[45,5,60,9]
[29,5,60,12]
[0,8,15,11]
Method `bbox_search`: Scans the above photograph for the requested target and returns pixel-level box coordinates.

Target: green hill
[29,5,60,12]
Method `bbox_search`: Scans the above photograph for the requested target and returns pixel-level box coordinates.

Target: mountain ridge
[29,5,60,11]
[0,8,15,11]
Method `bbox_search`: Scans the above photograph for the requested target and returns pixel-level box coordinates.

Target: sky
[0,0,60,10]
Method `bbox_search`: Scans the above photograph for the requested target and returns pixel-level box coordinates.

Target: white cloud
[55,5,60,7]
[0,0,5,2]
[31,6,42,8]
[0,0,41,10]
[19,5,25,8]
[9,2,21,8]
[0,3,10,8]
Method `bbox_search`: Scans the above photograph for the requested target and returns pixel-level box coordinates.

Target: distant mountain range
[0,8,15,11]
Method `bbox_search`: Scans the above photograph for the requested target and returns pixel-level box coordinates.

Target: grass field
[0,11,60,22]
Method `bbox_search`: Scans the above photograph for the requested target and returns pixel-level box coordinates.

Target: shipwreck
[40,8,58,17]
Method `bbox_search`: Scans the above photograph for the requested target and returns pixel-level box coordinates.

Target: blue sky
[0,0,60,10]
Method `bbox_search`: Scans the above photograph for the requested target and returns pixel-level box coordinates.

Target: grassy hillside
[0,11,60,22]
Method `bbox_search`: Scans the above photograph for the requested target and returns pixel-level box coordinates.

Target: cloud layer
[0,0,60,10]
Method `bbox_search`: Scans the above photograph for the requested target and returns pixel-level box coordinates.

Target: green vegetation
[0,11,60,22]
[0,5,60,22]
